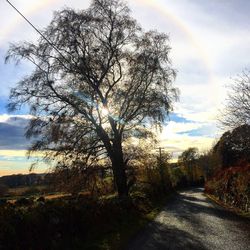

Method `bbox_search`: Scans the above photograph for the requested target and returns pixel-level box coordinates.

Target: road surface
[127,188,250,250]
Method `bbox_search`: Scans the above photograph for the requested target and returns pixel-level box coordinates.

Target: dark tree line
[0,173,50,188]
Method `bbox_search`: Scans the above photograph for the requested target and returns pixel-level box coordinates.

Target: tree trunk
[96,126,128,198]
[111,138,128,198]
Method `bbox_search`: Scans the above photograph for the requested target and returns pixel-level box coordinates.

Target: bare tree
[6,0,178,198]
[220,71,250,129]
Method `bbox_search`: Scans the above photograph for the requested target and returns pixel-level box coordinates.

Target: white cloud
[0,114,33,124]
[160,121,202,138]
[159,133,216,160]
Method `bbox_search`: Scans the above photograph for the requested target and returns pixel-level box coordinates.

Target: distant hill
[0,173,52,188]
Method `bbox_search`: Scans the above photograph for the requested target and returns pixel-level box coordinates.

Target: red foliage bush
[205,165,250,212]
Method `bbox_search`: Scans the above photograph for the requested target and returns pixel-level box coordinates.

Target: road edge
[204,193,250,219]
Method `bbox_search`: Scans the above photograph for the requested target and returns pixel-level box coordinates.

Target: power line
[6,0,68,63]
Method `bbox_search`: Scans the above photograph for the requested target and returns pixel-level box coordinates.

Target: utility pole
[155,146,173,191]
[156,147,166,191]
[156,147,161,163]
[156,147,167,165]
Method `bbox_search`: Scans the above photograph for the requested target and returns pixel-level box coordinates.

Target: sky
[0,0,250,176]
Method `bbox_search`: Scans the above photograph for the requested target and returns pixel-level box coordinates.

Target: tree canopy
[178,147,199,183]
[178,147,199,165]
[6,0,178,197]
[213,124,250,168]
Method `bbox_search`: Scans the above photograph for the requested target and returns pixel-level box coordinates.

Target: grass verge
[205,193,250,219]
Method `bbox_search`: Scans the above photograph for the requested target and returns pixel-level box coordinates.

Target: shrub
[0,199,7,206]
[205,164,250,212]
[36,196,45,203]
[15,197,34,206]
[0,193,149,249]
[23,187,41,196]
[0,184,8,197]
[169,167,188,188]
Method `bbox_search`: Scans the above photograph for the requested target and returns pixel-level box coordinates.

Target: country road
[127,188,250,250]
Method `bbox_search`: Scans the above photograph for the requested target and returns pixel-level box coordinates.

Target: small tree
[6,0,178,198]
[198,150,220,180]
[220,71,250,129]
[178,147,199,184]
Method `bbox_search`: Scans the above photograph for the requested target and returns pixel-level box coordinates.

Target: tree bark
[110,138,128,198]
[96,125,128,198]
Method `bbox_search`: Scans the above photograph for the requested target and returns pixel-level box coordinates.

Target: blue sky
[0,0,250,175]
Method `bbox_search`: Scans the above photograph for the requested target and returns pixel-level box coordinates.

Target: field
[0,185,71,203]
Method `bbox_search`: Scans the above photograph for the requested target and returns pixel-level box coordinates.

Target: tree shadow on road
[126,220,207,250]
[126,188,250,250]
[174,191,250,224]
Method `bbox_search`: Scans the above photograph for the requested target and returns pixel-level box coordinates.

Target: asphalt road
[127,188,250,250]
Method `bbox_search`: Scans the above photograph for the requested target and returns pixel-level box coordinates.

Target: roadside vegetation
[205,164,250,214]
[0,186,169,249]
[203,124,250,214]
[203,73,250,215]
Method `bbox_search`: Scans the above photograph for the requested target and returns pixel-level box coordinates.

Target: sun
[102,107,109,116]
